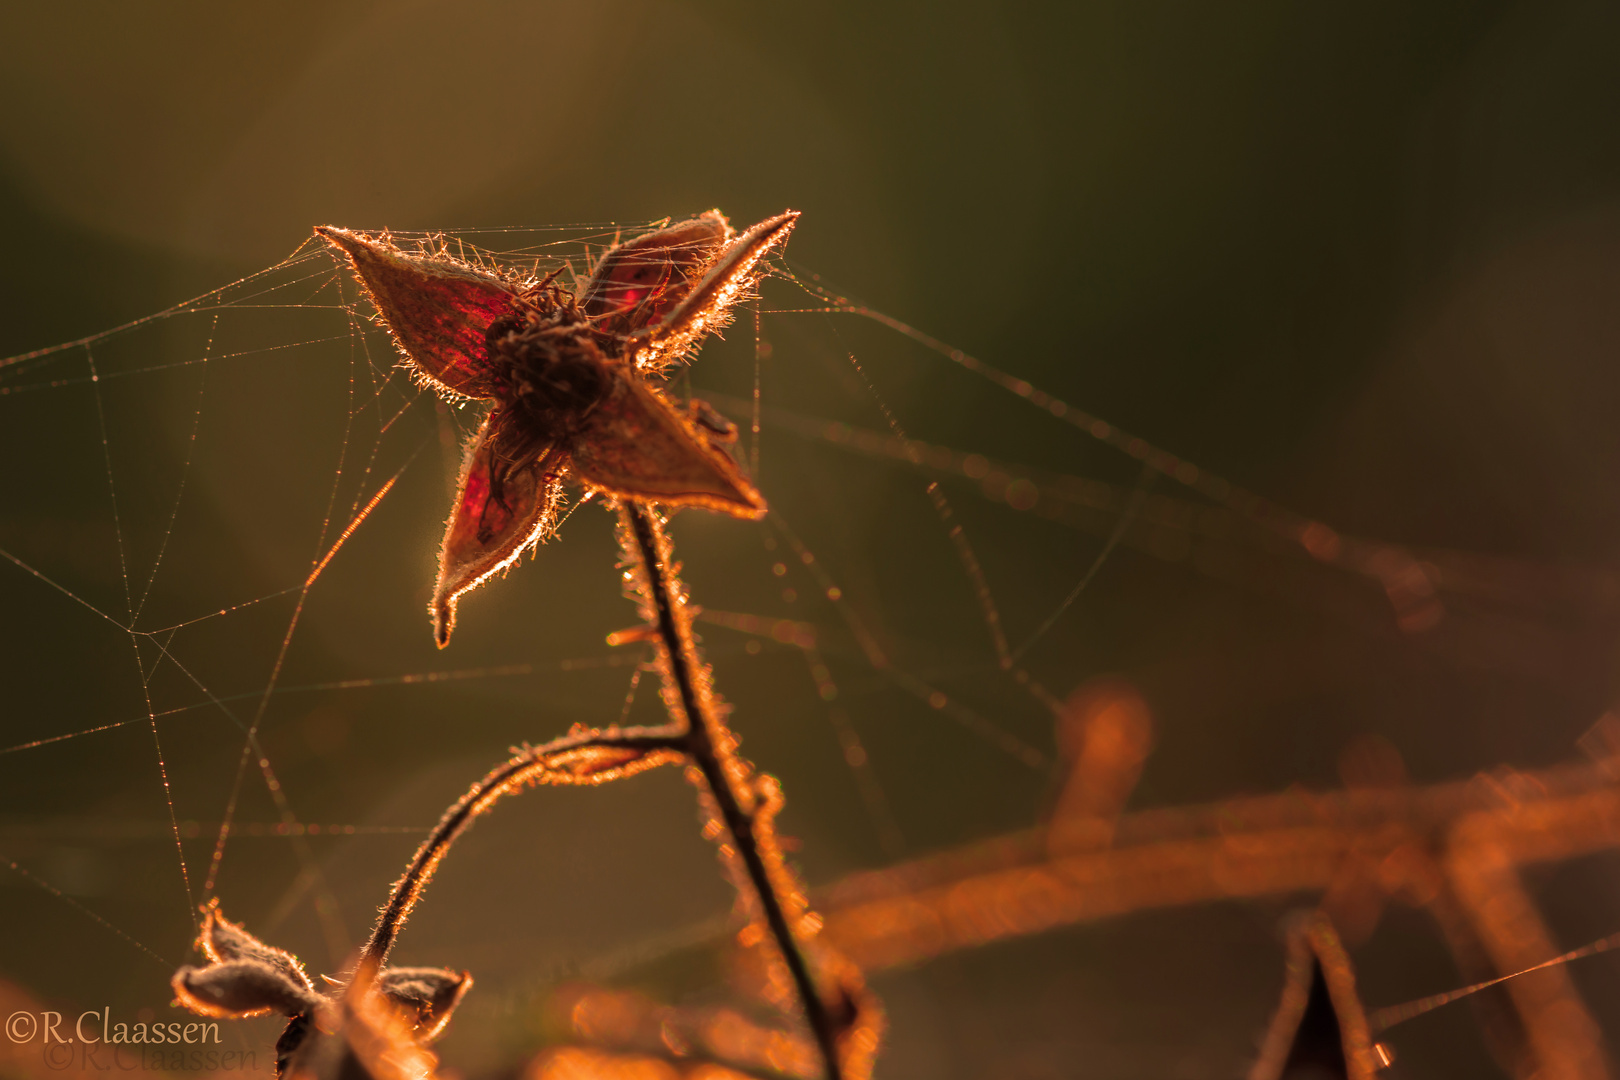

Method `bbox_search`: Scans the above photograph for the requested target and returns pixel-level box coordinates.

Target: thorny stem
[622,503,844,1080]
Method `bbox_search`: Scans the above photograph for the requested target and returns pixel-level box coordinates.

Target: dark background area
[4,3,1620,1077]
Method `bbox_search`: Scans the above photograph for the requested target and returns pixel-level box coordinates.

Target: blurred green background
[5,2,1620,1078]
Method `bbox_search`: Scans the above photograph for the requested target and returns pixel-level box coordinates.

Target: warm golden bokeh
[7,5,1620,1079]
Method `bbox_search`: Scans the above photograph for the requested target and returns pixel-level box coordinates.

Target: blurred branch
[819,761,1620,966]
[807,714,1620,1079]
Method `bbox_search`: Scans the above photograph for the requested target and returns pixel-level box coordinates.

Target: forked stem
[355,503,843,1080]
[621,503,844,1080]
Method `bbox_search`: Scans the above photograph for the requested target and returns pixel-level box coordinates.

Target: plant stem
[355,503,844,1079]
[360,725,682,971]
[622,503,843,1080]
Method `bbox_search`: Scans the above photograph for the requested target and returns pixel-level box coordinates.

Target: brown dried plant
[506,684,1620,1079]
[145,209,1620,1080]
[167,212,881,1080]
[316,210,789,647]
[1247,912,1380,1080]
[779,689,1620,1080]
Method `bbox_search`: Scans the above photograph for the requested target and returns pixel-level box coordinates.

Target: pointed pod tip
[433,599,454,649]
[719,485,770,521]
[313,225,379,262]
[756,209,800,238]
[722,210,799,272]
[727,210,799,251]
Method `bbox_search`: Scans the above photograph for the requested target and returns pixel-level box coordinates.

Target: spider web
[2,220,1616,1080]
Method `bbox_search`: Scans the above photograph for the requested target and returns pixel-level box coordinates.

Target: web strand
[761,513,1047,770]
[1009,464,1156,665]
[0,247,333,373]
[823,323,1013,669]
[4,858,170,967]
[1371,929,1620,1032]
[203,458,414,902]
[5,221,1587,1075]
[773,272,1447,636]
[133,317,210,623]
[88,339,200,924]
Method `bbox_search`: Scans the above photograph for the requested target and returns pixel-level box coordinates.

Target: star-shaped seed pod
[316,210,797,647]
[171,902,471,1077]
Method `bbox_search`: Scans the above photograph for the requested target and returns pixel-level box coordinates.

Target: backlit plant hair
[169,211,882,1080]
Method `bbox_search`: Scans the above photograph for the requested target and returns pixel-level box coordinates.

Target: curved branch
[355,501,859,1080]
[360,725,684,970]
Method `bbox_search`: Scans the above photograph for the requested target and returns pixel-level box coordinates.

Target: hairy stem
[355,503,846,1079]
[360,725,682,971]
[621,502,843,1080]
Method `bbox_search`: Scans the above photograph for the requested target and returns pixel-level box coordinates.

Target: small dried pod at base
[171,902,320,1021]
[373,968,474,1043]
[279,983,442,1080]
[170,902,471,1079]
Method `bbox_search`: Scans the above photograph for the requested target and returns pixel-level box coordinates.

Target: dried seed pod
[172,902,321,1019]
[375,968,473,1042]
[171,903,471,1079]
[171,959,323,1020]
[317,210,796,646]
